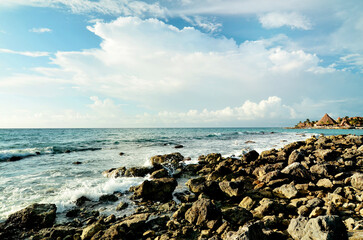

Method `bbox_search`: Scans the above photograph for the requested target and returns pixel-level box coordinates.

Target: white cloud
[259,12,312,30]
[29,27,52,33]
[0,48,50,57]
[181,15,222,32]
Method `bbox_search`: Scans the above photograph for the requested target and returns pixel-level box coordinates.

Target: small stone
[174,145,184,149]
[309,207,324,218]
[73,161,82,165]
[273,183,298,199]
[239,196,255,210]
[316,178,334,188]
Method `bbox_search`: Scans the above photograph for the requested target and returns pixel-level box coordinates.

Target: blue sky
[0,0,362,128]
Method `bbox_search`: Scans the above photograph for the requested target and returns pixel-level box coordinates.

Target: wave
[0,146,103,162]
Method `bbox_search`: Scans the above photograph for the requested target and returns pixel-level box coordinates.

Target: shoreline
[1,134,362,239]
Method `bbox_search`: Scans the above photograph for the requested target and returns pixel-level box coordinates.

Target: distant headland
[290,113,363,129]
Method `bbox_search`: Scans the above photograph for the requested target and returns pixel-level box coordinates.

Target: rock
[310,164,329,177]
[273,183,298,199]
[174,145,184,149]
[119,152,125,156]
[81,221,105,240]
[99,194,118,202]
[185,198,221,227]
[150,168,169,178]
[309,207,324,218]
[4,203,56,230]
[116,202,129,211]
[73,161,82,164]
[242,150,259,163]
[239,196,256,210]
[219,181,244,197]
[75,196,91,206]
[119,213,150,230]
[316,178,334,188]
[150,152,184,166]
[315,149,337,161]
[288,150,305,165]
[253,198,281,218]
[281,162,310,181]
[351,173,363,190]
[224,221,266,240]
[288,215,348,240]
[131,178,177,202]
[221,207,253,226]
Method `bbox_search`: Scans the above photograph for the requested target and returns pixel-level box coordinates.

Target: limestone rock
[5,203,56,230]
[273,183,298,199]
[316,178,334,188]
[150,152,184,166]
[288,215,348,240]
[224,222,266,240]
[221,207,253,226]
[185,198,221,227]
[239,196,256,210]
[351,173,363,190]
[288,150,305,165]
[219,181,244,197]
[131,178,177,202]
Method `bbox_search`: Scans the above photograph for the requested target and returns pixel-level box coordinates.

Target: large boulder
[4,203,57,230]
[273,183,298,199]
[242,150,259,163]
[288,150,305,165]
[221,207,253,226]
[150,152,184,166]
[185,198,221,227]
[131,178,177,202]
[281,162,310,181]
[288,215,348,240]
[219,181,245,197]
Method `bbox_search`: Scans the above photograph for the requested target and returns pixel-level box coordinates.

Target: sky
[0,0,362,128]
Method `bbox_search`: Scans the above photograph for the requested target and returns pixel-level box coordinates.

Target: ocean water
[1,127,362,221]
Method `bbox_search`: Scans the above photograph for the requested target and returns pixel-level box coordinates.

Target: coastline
[1,134,363,239]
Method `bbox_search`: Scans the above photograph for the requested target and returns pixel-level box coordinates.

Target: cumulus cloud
[29,27,52,33]
[22,16,334,114]
[259,12,312,30]
[153,96,296,124]
[0,48,50,57]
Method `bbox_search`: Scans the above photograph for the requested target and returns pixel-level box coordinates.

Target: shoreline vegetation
[288,113,363,129]
[1,134,363,239]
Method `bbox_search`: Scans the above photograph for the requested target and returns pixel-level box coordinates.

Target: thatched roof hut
[316,113,337,126]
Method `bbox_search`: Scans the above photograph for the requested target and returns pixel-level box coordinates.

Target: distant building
[315,113,337,126]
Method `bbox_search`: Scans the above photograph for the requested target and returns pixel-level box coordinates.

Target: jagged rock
[281,162,310,181]
[253,198,281,218]
[351,173,363,190]
[315,149,337,161]
[288,215,348,240]
[288,150,305,165]
[242,150,259,163]
[75,196,91,206]
[221,207,253,226]
[150,152,184,166]
[219,181,244,197]
[131,178,177,202]
[239,196,256,210]
[224,221,266,240]
[81,221,105,240]
[150,168,169,178]
[310,164,329,177]
[99,194,118,202]
[116,202,129,211]
[102,166,154,178]
[273,183,298,199]
[4,203,56,230]
[316,178,334,188]
[185,198,221,227]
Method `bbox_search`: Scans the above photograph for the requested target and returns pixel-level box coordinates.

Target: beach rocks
[351,173,363,190]
[184,198,221,227]
[5,203,56,230]
[131,178,177,202]
[150,152,184,166]
[288,215,348,240]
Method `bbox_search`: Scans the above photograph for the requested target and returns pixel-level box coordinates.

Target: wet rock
[73,161,82,164]
[81,221,105,240]
[351,173,363,190]
[116,202,129,211]
[150,152,184,166]
[99,194,118,202]
[150,168,169,178]
[185,198,221,227]
[76,196,91,206]
[174,145,184,149]
[4,203,56,230]
[131,178,177,202]
[288,215,348,240]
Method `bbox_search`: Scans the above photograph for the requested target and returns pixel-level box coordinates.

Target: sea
[1,127,362,222]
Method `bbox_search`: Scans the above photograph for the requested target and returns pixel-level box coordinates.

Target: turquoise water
[1,128,362,221]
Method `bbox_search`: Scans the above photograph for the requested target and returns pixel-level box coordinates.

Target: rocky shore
[1,134,363,240]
